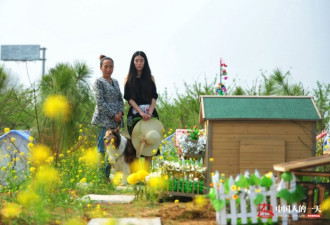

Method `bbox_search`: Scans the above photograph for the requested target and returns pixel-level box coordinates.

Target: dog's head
[103,126,121,149]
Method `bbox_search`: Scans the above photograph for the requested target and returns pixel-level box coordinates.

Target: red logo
[258,203,274,218]
[306,214,321,218]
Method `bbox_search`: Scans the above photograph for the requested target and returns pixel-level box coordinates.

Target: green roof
[200,96,321,121]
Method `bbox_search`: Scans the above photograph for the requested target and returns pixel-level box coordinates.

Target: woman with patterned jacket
[91,55,124,181]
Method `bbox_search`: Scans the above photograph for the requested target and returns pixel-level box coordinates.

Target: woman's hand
[139,111,151,120]
[114,113,122,122]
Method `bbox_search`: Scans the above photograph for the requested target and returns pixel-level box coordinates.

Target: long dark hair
[126,51,153,101]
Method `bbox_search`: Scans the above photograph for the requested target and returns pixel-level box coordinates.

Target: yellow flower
[31,144,51,165]
[147,176,165,191]
[17,190,40,207]
[46,156,54,163]
[19,152,25,157]
[27,142,34,149]
[29,136,34,142]
[2,139,7,143]
[130,158,149,173]
[230,185,237,192]
[255,189,261,193]
[79,178,87,183]
[136,169,149,182]
[127,173,139,185]
[209,158,214,162]
[195,195,207,208]
[4,127,10,133]
[321,197,330,212]
[159,156,164,160]
[10,137,16,142]
[152,149,157,154]
[80,148,97,167]
[36,166,59,186]
[0,202,22,218]
[29,167,36,173]
[59,153,64,158]
[1,167,6,171]
[78,136,82,141]
[79,124,83,128]
[265,172,273,178]
[174,199,179,204]
[63,217,87,225]
[43,95,70,120]
[79,129,83,133]
[113,172,124,186]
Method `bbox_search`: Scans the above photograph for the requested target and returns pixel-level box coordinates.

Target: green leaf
[211,199,225,211]
[208,188,216,200]
[248,174,261,186]
[236,176,249,188]
[291,185,306,203]
[277,189,292,203]
[281,172,293,181]
[260,176,273,188]
[253,194,264,205]
[224,179,229,194]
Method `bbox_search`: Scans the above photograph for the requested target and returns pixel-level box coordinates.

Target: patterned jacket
[91,77,124,128]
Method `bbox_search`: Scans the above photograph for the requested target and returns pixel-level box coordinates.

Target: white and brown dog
[103,127,136,184]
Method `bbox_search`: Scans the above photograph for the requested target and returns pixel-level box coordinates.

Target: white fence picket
[270,174,278,223]
[229,176,237,225]
[290,175,298,221]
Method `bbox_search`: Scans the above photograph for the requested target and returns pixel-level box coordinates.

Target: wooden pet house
[199,96,322,177]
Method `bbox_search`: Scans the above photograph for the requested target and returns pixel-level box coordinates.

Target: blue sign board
[1,45,40,61]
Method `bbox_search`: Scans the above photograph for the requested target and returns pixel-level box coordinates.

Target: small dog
[103,127,136,184]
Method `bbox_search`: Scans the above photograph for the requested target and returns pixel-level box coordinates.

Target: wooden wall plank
[239,137,285,174]
[211,141,240,150]
[213,122,313,133]
[240,145,285,153]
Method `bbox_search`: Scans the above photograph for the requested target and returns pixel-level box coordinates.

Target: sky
[0,0,329,97]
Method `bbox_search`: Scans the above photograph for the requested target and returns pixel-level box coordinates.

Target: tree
[0,66,35,131]
[0,66,7,92]
[157,77,216,131]
[313,81,330,132]
[38,62,94,155]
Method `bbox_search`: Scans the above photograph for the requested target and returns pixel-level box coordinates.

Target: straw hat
[131,119,164,157]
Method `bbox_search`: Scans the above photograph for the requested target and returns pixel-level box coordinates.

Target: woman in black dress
[124,51,159,137]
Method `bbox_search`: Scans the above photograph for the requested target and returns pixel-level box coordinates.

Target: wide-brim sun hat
[131,119,164,157]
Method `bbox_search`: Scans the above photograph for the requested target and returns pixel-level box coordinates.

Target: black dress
[124,77,159,136]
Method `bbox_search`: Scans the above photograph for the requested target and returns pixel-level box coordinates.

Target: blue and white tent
[0,130,31,185]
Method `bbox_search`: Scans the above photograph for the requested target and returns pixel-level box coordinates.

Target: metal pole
[40,47,46,76]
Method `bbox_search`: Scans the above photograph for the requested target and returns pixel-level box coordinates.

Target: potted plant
[177,125,207,157]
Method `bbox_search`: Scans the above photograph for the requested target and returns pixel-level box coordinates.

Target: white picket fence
[212,170,299,225]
